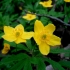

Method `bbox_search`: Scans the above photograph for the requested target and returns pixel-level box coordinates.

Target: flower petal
[64,0,70,2]
[39,43,50,55]
[15,38,26,44]
[39,2,43,5]
[34,32,41,45]
[34,20,44,33]
[15,24,24,32]
[47,35,61,46]
[4,26,14,34]
[22,32,34,39]
[45,23,55,34]
[2,35,16,42]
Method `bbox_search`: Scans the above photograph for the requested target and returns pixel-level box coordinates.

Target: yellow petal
[34,33,41,45]
[39,43,50,55]
[64,0,70,2]
[45,23,55,34]
[22,32,34,39]
[39,2,43,5]
[15,38,26,44]
[34,20,44,33]
[15,24,24,32]
[22,15,28,19]
[2,35,16,42]
[4,26,14,34]
[47,35,61,46]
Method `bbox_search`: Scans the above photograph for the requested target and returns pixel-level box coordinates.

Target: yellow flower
[39,0,53,8]
[33,20,61,55]
[1,43,10,54]
[22,13,36,21]
[64,0,70,2]
[2,24,34,44]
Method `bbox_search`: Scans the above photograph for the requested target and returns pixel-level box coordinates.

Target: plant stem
[23,10,70,26]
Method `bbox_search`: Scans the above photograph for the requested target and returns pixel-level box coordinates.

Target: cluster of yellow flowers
[1,43,10,54]
[2,19,61,55]
[2,0,63,55]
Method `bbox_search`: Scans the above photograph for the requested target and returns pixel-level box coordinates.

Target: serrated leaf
[37,9,47,14]
[9,59,24,70]
[17,44,29,52]
[0,53,28,65]
[49,9,64,17]
[31,56,38,64]
[36,57,46,70]
[23,58,32,70]
[40,17,49,25]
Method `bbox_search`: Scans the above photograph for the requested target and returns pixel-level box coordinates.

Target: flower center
[29,15,32,18]
[44,2,48,5]
[42,35,46,40]
[16,32,20,37]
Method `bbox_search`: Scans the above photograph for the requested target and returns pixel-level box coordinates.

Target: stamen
[42,35,46,40]
[16,32,20,37]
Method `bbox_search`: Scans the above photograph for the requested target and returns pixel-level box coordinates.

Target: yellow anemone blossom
[22,13,36,21]
[2,24,34,44]
[64,0,70,2]
[39,0,53,8]
[1,43,10,54]
[33,20,61,55]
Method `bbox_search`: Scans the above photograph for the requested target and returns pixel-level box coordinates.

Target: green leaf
[9,60,24,70]
[59,60,70,69]
[0,32,4,39]
[40,17,49,25]
[50,48,70,54]
[31,56,38,64]
[64,17,69,23]
[36,57,46,70]
[18,18,26,26]
[44,57,65,70]
[0,53,28,65]
[55,0,64,6]
[17,44,29,52]
[26,40,32,50]
[24,0,32,4]
[33,0,40,10]
[37,9,47,14]
[49,9,64,17]
[25,4,33,11]
[23,58,32,70]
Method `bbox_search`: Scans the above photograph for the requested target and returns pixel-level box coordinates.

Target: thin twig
[24,10,70,26]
